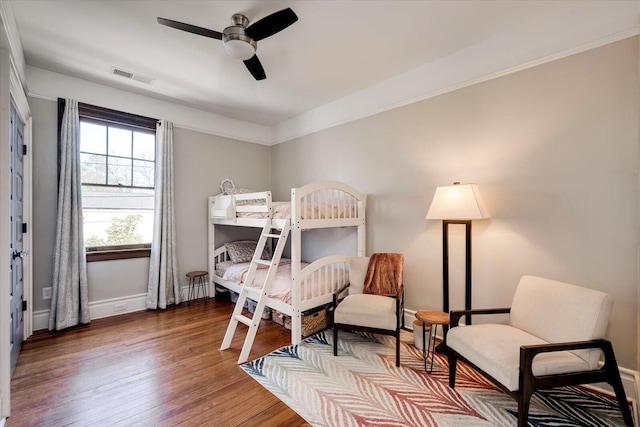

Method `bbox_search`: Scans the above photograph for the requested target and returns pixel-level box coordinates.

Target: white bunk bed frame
[207,180,366,344]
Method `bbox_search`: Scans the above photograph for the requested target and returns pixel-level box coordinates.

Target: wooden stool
[186,271,208,305]
[415,310,450,373]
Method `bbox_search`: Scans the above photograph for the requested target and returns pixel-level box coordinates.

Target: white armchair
[447,275,633,426]
[331,254,404,367]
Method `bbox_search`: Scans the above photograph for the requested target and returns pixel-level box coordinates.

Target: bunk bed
[207,180,366,348]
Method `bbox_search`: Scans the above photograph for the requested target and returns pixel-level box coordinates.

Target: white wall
[271,37,640,370]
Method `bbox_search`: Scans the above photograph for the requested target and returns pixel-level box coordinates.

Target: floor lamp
[426,182,490,351]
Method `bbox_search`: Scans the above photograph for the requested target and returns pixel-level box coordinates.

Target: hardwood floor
[7,298,309,427]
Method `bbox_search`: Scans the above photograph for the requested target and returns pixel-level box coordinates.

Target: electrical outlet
[43,287,52,300]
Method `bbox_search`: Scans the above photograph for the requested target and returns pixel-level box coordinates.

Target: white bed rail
[212,248,350,307]
[212,245,231,267]
[209,191,272,217]
[291,180,366,228]
[209,181,366,228]
[295,255,351,310]
[234,191,272,215]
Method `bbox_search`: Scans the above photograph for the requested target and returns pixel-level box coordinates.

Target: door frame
[0,47,31,418]
[11,72,32,340]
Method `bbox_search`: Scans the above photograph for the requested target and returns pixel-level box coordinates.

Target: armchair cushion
[334,294,397,330]
[510,275,612,369]
[348,257,370,295]
[447,324,590,391]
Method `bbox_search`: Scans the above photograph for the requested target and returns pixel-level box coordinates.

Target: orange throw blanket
[363,253,403,296]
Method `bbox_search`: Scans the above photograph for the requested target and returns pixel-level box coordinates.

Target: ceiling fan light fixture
[223,26,256,60]
[224,39,256,60]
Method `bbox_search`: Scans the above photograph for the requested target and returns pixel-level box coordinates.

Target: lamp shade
[426,183,491,220]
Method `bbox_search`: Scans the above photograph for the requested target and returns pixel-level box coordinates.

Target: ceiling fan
[157,8,298,81]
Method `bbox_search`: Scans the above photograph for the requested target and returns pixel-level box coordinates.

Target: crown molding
[26,66,273,145]
[272,26,640,144]
[0,0,27,91]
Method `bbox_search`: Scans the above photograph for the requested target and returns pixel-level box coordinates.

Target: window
[65,101,157,261]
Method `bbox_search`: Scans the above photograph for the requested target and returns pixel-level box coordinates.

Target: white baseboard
[403,309,417,331]
[585,367,640,426]
[33,286,194,331]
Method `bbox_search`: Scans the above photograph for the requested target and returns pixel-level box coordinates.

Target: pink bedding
[237,259,344,304]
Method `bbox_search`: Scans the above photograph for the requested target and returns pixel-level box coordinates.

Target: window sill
[86,247,151,262]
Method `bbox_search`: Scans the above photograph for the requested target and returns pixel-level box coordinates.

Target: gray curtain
[49,99,90,330]
[146,120,180,309]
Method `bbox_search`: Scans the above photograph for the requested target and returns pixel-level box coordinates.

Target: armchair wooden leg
[517,383,534,427]
[603,344,634,426]
[607,365,633,426]
[333,325,338,356]
[610,378,634,426]
[448,352,457,388]
[395,331,400,367]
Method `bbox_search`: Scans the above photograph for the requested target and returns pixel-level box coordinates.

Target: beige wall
[30,97,57,312]
[271,37,639,369]
[30,97,270,312]
[172,126,271,274]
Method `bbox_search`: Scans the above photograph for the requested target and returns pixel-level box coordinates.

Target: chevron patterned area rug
[242,330,631,426]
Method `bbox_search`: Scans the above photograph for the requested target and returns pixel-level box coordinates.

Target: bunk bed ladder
[220,220,291,364]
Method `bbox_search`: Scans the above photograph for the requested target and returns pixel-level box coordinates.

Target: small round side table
[186,270,209,305]
[415,309,450,373]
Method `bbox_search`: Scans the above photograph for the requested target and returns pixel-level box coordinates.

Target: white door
[10,102,26,375]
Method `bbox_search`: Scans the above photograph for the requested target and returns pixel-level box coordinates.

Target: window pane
[108,127,132,157]
[80,153,106,185]
[82,186,155,247]
[108,157,132,186]
[133,160,154,187]
[77,104,156,250]
[80,122,106,154]
[133,132,155,160]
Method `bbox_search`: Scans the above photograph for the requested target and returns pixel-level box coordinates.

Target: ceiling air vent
[110,67,155,85]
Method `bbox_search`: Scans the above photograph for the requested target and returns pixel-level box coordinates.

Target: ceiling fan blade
[157,17,223,40]
[245,8,298,41]
[243,55,266,80]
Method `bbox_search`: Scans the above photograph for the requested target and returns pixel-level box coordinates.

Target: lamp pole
[426,182,490,354]
[443,219,472,324]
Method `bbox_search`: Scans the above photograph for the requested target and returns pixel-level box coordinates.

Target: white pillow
[349,257,370,294]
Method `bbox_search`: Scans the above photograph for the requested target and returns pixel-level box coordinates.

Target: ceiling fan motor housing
[223,14,256,60]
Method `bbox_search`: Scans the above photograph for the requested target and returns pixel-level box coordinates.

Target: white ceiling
[4,0,640,144]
